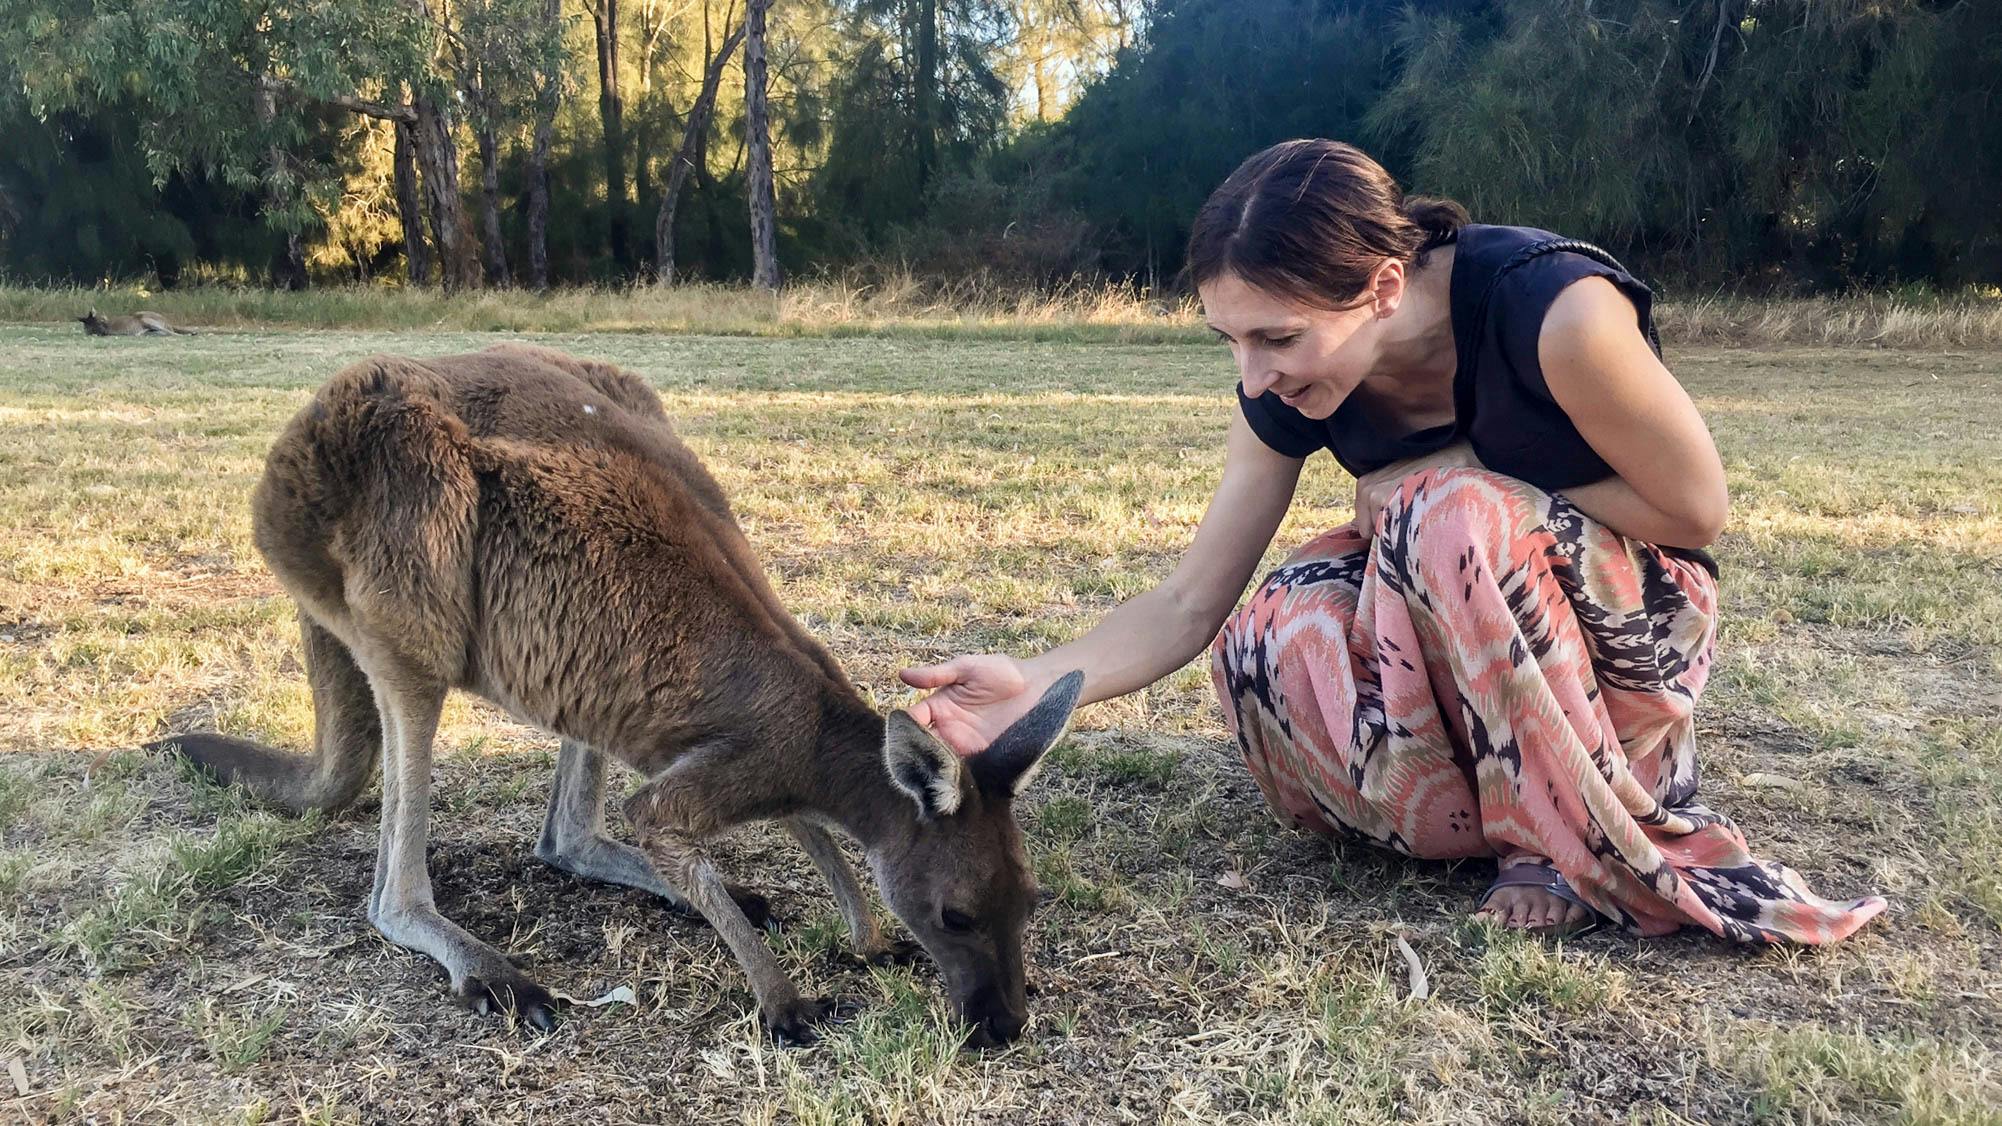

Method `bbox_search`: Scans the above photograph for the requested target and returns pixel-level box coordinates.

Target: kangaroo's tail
[149,614,380,814]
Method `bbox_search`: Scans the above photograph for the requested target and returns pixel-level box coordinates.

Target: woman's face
[1199,270,1386,420]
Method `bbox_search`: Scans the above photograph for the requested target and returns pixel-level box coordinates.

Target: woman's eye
[1211,329,1233,344]
[941,909,976,933]
[1268,335,1300,349]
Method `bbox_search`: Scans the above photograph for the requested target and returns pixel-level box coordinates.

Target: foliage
[2,0,1996,290]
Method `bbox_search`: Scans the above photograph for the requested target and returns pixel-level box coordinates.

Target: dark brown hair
[1186,139,1469,310]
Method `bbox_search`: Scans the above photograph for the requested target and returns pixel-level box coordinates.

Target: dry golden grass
[7,277,2002,348]
[0,323,1997,1123]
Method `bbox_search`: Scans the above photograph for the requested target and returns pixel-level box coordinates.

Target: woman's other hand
[897,656,1054,757]
[1351,441,1482,538]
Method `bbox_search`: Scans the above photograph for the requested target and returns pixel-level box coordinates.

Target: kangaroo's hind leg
[363,661,558,1031]
[535,739,772,927]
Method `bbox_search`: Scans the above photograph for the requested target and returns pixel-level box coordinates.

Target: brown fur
[78,309,197,336]
[148,344,1075,1046]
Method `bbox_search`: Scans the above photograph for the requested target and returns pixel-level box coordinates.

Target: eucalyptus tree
[451,0,570,286]
[814,0,1014,240]
[745,0,782,288]
[655,2,749,285]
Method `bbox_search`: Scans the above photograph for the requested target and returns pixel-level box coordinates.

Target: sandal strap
[1481,863,1590,913]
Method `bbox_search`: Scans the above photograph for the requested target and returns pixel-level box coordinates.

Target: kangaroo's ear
[968,670,1084,797]
[884,711,963,820]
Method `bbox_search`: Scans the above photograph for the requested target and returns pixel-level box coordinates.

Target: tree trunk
[744,0,781,290]
[410,92,477,291]
[656,17,747,285]
[394,119,433,286]
[269,232,308,291]
[915,0,938,194]
[526,115,554,291]
[476,118,510,286]
[526,0,561,290]
[592,0,631,274]
[633,122,654,278]
[253,83,308,290]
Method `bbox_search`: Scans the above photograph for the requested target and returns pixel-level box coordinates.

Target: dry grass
[0,274,1202,343]
[7,277,2002,348]
[0,324,1998,1123]
[1665,290,2002,349]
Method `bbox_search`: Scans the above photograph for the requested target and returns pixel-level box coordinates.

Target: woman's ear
[1370,258,1408,318]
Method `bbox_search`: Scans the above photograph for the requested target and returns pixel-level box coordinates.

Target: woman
[902,140,1884,942]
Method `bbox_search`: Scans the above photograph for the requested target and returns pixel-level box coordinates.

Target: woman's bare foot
[1474,883,1592,934]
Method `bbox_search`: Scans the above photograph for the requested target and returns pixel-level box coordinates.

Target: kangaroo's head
[77,309,104,334]
[874,670,1083,1049]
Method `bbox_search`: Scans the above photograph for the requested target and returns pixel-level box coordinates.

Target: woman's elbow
[1672,487,1730,549]
[1161,575,1239,649]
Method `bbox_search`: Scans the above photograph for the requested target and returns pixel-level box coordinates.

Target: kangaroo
[78,308,197,336]
[146,343,1079,1046]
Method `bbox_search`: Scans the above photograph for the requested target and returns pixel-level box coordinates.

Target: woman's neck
[1358,245,1459,422]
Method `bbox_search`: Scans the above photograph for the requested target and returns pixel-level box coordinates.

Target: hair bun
[1403,196,1471,235]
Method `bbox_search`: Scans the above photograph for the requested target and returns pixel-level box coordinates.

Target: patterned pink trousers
[1211,468,1885,943]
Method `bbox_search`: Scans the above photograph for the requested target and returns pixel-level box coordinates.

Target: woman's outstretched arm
[901,406,1305,756]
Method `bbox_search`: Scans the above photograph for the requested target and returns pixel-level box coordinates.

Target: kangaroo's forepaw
[664,883,778,931]
[729,885,778,931]
[762,995,859,1047]
[458,973,560,1033]
[861,938,926,967]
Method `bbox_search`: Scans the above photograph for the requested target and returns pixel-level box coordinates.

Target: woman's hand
[1350,467,1404,539]
[897,656,1055,758]
[1351,441,1483,538]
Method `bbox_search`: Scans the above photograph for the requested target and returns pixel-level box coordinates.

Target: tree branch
[256,74,417,123]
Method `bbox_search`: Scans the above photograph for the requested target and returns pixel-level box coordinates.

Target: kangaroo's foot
[364,666,558,1033]
[372,902,560,1032]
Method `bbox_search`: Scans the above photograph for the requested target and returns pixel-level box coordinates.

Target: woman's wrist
[1011,654,1067,697]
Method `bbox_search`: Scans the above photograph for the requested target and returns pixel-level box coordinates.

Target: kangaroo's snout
[956,980,1027,1049]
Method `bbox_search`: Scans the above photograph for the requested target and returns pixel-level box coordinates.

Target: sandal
[1477,863,1606,938]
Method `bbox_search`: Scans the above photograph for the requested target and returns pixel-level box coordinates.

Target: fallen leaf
[558,984,637,1008]
[1214,870,1248,890]
[8,1058,27,1097]
[1742,772,1805,792]
[1393,935,1430,1002]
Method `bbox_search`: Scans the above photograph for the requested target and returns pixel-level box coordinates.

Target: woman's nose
[1240,362,1280,396]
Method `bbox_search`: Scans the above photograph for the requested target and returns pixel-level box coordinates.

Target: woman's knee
[1379,467,1538,567]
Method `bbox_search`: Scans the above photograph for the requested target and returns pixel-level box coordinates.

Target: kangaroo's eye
[941,909,977,934]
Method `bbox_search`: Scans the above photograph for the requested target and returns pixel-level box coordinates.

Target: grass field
[7,279,2002,348]
[0,320,1998,1124]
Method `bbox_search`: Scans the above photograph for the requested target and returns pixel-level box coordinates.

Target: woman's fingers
[898,659,965,689]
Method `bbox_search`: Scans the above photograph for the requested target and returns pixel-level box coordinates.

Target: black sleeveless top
[1237,224,1718,576]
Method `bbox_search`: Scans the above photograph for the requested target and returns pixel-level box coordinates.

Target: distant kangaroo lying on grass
[77,308,197,336]
[148,343,1080,1045]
